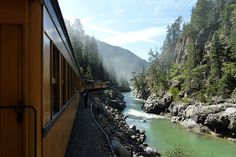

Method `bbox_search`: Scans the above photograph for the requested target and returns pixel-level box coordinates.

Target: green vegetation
[66,19,117,84]
[165,145,198,157]
[132,0,236,102]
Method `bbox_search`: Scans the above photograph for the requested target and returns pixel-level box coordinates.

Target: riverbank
[123,92,236,157]
[91,89,161,157]
[136,91,236,142]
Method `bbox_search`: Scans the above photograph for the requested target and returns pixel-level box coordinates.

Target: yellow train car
[0,1,109,157]
[94,81,102,89]
[0,1,80,157]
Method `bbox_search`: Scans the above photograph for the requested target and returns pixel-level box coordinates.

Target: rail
[0,105,37,157]
[90,102,116,157]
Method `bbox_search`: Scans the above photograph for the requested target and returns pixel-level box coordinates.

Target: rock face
[143,94,172,114]
[174,37,189,63]
[182,104,225,123]
[132,89,149,100]
[204,107,236,136]
[168,102,236,138]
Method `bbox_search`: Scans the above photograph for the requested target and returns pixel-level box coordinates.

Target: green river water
[122,92,236,157]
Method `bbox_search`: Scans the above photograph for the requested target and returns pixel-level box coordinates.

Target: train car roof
[43,0,80,76]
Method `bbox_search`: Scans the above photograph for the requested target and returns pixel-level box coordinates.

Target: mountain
[132,0,236,101]
[96,40,148,82]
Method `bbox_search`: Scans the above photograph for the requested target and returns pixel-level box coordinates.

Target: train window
[62,57,66,105]
[67,66,71,100]
[65,62,68,102]
[51,45,60,116]
[43,34,52,126]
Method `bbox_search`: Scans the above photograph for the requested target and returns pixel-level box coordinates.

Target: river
[122,92,236,157]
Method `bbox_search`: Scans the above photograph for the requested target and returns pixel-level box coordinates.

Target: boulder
[171,116,179,123]
[143,95,168,114]
[181,119,210,133]
[145,147,161,157]
[182,104,225,123]
[228,113,236,132]
[129,125,136,131]
[204,107,236,136]
[169,103,187,116]
[111,139,131,157]
[108,99,126,111]
[181,119,198,129]
[163,92,173,106]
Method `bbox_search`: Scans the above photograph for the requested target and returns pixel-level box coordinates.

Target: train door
[0,24,23,157]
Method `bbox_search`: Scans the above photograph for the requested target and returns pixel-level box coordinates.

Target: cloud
[81,21,121,35]
[82,19,166,45]
[102,26,166,45]
[81,16,96,23]
[113,9,125,16]
[100,20,118,26]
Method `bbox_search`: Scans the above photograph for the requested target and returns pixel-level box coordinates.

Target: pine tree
[191,0,211,30]
[210,33,222,79]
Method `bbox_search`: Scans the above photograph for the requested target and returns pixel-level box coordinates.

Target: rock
[108,99,126,111]
[181,119,210,133]
[92,90,161,156]
[228,138,236,143]
[143,95,167,114]
[171,116,179,123]
[198,124,210,133]
[145,147,161,157]
[111,139,131,157]
[142,119,147,123]
[130,125,136,131]
[163,92,173,106]
[131,135,136,140]
[204,107,236,136]
[181,119,198,129]
[228,114,236,132]
[175,37,189,63]
[204,113,219,128]
[133,89,149,100]
[169,103,187,116]
[182,104,225,123]
[140,130,145,134]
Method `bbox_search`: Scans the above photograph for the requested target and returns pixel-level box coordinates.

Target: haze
[58,0,197,60]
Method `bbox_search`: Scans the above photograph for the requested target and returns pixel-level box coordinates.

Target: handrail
[0,105,37,157]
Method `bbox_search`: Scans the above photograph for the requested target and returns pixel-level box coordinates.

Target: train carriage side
[0,1,43,157]
[0,0,81,157]
[42,1,81,157]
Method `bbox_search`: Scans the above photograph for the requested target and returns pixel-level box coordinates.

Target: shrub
[169,87,180,101]
[196,90,208,103]
[165,145,197,157]
[231,88,236,98]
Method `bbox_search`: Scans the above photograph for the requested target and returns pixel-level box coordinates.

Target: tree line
[132,0,236,102]
[65,19,117,84]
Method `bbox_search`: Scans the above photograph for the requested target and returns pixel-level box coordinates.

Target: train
[0,1,109,157]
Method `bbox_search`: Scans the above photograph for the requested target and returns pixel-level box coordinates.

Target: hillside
[96,40,148,82]
[132,0,236,102]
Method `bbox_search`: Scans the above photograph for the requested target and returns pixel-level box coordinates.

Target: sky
[58,0,197,61]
